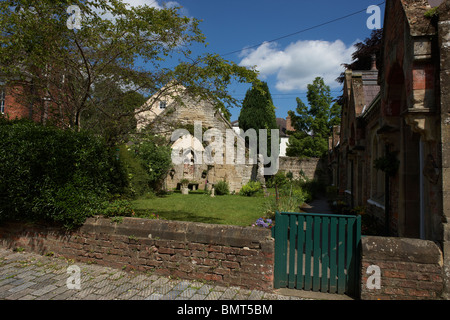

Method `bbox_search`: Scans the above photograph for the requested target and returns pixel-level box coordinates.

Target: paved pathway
[0,247,305,301]
[301,196,334,214]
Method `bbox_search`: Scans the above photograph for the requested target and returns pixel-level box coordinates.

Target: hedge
[0,118,127,229]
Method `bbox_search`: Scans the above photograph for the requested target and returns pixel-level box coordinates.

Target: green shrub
[180,178,190,186]
[239,181,261,197]
[266,172,288,188]
[118,144,151,198]
[103,199,135,218]
[264,185,306,218]
[214,180,229,195]
[0,119,127,228]
[129,134,172,191]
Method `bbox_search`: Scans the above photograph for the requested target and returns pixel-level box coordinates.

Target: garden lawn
[131,193,268,227]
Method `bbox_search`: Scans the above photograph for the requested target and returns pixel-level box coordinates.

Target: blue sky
[137,0,386,121]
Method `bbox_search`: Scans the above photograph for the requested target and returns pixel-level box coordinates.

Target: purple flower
[254,217,273,228]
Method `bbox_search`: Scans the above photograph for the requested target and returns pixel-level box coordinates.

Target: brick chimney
[286,115,295,132]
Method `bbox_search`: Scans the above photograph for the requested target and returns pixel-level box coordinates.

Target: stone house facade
[332,0,450,295]
[136,85,257,193]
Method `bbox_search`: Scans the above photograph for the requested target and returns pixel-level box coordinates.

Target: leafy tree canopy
[336,29,383,84]
[286,77,340,158]
[0,0,258,136]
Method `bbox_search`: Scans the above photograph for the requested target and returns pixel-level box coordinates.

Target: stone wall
[438,0,450,299]
[360,236,444,299]
[165,162,254,193]
[0,217,274,291]
[278,157,327,182]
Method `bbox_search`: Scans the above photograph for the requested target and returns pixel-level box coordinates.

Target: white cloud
[122,0,183,10]
[239,39,355,92]
[122,0,163,9]
[93,1,184,20]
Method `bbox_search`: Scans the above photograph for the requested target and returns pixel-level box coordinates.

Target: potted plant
[180,178,189,195]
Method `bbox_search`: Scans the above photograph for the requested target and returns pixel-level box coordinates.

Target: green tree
[286,77,341,158]
[0,0,257,132]
[238,81,278,153]
[336,29,383,84]
[82,79,147,145]
[129,133,172,192]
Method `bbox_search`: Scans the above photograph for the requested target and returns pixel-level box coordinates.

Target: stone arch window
[182,149,196,165]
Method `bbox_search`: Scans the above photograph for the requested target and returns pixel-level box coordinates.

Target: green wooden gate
[272,211,361,296]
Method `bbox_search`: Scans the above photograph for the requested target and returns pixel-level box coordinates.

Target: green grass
[131,192,269,227]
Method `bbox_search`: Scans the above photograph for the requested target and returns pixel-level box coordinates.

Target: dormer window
[159,101,166,109]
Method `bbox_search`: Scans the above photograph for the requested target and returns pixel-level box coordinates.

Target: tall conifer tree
[238,81,278,154]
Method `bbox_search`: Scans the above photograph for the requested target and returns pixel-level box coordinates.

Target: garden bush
[128,134,172,191]
[103,199,135,217]
[118,144,151,198]
[0,118,127,228]
[265,171,288,188]
[264,184,307,218]
[239,181,262,197]
[214,180,230,195]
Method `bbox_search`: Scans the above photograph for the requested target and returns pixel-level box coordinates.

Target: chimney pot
[370,54,377,71]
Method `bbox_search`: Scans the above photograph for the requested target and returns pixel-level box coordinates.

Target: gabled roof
[276,118,289,137]
[345,69,380,118]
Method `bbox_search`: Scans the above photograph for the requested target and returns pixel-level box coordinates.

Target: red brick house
[0,81,33,120]
[0,76,73,127]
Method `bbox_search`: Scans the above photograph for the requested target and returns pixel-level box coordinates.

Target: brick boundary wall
[0,217,274,291]
[1,218,447,298]
[360,236,444,300]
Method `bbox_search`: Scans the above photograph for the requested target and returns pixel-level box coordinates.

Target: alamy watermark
[67,5,82,30]
[366,264,381,290]
[366,5,382,30]
[170,121,280,176]
[67,265,81,290]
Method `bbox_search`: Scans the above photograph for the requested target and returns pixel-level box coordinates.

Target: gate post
[347,215,362,298]
[273,211,289,289]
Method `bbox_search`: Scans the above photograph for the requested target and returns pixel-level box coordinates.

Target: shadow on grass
[134,209,222,225]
